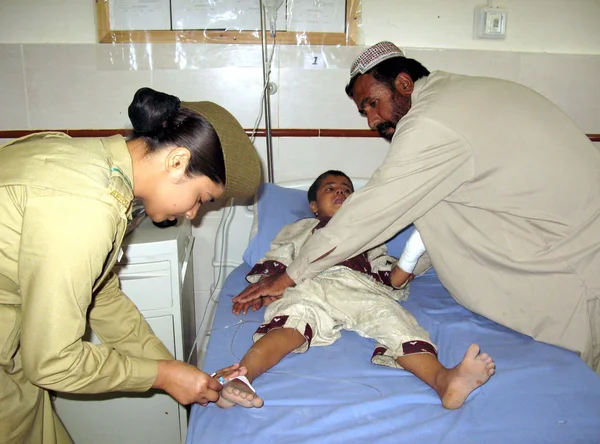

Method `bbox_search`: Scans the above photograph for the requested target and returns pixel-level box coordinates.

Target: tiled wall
[1,42,599,327]
[4,44,599,133]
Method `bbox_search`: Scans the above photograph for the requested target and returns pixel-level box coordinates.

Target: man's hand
[232,298,263,315]
[232,272,295,305]
[153,361,246,406]
[232,294,285,315]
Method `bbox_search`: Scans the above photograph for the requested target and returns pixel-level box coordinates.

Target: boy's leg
[217,327,305,409]
[332,276,496,409]
[221,279,339,409]
[395,344,495,410]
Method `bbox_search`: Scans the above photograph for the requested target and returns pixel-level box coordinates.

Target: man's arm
[234,219,318,314]
[245,219,318,283]
[285,117,473,284]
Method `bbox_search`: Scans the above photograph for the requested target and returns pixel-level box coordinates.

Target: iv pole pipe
[259,0,275,183]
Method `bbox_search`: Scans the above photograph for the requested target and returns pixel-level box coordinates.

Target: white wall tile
[277,44,363,70]
[23,45,151,129]
[152,59,274,129]
[276,137,389,182]
[0,45,28,129]
[518,53,600,134]
[278,68,365,129]
[150,44,265,70]
[95,44,155,71]
[404,48,522,82]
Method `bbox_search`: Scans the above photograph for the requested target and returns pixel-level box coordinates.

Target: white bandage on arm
[398,229,426,273]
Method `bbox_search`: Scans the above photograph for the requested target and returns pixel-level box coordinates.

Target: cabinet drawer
[115,261,172,311]
[146,315,176,357]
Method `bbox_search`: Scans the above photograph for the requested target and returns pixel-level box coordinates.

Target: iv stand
[259,0,275,183]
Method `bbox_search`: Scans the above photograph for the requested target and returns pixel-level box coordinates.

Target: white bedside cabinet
[54,217,197,444]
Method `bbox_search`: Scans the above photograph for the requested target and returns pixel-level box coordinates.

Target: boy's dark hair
[345,57,430,97]
[307,170,354,203]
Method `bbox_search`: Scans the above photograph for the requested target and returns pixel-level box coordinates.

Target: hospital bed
[186,179,600,444]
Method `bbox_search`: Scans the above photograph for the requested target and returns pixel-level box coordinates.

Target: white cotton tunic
[285,71,600,373]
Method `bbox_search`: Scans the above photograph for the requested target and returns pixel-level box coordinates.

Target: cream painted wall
[364,0,600,54]
[0,0,96,44]
[1,0,600,54]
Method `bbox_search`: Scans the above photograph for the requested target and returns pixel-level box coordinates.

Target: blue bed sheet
[187,264,600,444]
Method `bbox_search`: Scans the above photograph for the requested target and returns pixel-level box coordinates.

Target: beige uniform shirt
[286,71,600,371]
[0,133,173,443]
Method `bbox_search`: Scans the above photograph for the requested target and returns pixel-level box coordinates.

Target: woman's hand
[153,361,247,406]
[232,293,285,315]
[233,272,295,306]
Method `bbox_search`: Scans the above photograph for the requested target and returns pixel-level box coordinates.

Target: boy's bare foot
[440,344,495,410]
[216,377,264,409]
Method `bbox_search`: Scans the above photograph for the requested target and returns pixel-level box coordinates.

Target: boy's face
[310,174,354,218]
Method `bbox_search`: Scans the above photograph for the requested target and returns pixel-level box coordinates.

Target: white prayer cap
[349,41,405,81]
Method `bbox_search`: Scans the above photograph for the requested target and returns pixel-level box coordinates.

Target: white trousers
[253,268,437,368]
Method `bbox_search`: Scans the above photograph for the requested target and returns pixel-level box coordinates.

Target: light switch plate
[474,4,508,39]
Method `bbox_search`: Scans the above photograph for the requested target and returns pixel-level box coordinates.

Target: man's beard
[376,92,411,142]
[376,122,396,141]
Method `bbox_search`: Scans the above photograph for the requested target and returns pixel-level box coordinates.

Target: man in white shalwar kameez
[234,42,600,374]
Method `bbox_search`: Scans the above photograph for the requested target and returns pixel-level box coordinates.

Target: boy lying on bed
[217,170,495,410]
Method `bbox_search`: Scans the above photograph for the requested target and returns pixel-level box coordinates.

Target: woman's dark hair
[307,170,354,203]
[345,57,430,97]
[128,87,225,186]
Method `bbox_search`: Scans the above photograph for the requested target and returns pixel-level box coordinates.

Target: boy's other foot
[216,377,264,409]
[441,344,495,410]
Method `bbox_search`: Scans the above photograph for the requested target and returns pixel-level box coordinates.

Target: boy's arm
[246,219,318,284]
[390,267,414,289]
[391,229,427,288]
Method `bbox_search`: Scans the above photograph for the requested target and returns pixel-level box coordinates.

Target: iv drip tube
[260,0,275,183]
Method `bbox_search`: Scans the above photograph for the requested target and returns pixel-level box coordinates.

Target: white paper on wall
[171,0,286,31]
[287,0,346,33]
[109,0,345,34]
[109,0,172,30]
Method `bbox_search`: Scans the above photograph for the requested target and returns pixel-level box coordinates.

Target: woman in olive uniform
[0,88,261,443]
